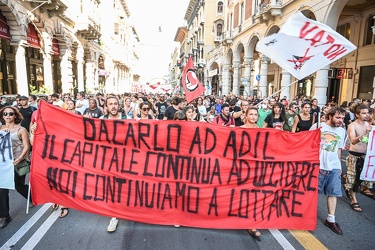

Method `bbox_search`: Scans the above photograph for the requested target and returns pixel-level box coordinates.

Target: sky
[126,0,190,84]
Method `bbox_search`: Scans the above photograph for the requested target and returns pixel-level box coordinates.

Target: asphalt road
[1,151,375,250]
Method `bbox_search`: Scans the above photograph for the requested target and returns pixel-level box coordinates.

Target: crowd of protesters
[1,91,375,238]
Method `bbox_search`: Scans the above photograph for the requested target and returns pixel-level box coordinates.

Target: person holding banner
[0,106,31,228]
[263,103,285,130]
[240,106,262,240]
[310,106,346,235]
[211,103,235,127]
[291,102,315,132]
[345,103,373,210]
[101,96,127,232]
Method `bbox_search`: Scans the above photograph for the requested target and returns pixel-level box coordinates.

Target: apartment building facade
[0,0,140,96]
[174,0,375,105]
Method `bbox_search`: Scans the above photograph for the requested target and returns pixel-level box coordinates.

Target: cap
[19,95,28,100]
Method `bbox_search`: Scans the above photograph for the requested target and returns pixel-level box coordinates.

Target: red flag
[181,57,206,102]
[149,82,160,90]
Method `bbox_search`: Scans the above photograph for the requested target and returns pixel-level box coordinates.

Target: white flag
[0,131,15,189]
[256,12,357,79]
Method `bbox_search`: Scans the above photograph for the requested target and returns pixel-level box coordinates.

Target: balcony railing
[75,14,101,40]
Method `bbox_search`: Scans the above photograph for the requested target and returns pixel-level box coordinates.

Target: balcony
[30,0,69,16]
[254,0,283,24]
[214,35,222,43]
[222,31,233,46]
[75,14,101,40]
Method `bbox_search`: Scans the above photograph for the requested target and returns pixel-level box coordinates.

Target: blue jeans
[318,169,342,197]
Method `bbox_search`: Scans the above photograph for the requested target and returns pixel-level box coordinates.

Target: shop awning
[0,13,11,40]
[52,38,60,55]
[27,23,40,48]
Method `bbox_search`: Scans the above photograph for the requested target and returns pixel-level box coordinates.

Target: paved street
[1,153,375,250]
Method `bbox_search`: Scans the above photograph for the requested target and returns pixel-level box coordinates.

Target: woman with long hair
[263,102,285,130]
[0,106,31,228]
[291,102,315,132]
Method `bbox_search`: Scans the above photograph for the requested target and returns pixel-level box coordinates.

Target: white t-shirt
[76,99,89,114]
[197,105,207,116]
[311,122,346,170]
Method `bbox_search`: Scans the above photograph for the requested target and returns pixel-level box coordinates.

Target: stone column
[222,63,231,95]
[15,42,29,95]
[232,61,240,95]
[280,69,291,101]
[61,50,72,94]
[77,46,85,92]
[259,55,270,98]
[241,58,252,97]
[41,35,53,93]
[314,65,329,106]
[42,52,53,93]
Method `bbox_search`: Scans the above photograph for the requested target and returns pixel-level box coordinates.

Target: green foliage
[29,84,51,94]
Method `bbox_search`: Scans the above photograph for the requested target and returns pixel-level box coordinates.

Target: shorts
[345,153,373,190]
[318,169,342,197]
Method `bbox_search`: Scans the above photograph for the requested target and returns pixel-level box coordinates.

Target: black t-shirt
[155,101,168,119]
[19,106,37,132]
[264,114,283,128]
[83,107,103,118]
[230,106,243,126]
[164,106,178,120]
[310,106,320,116]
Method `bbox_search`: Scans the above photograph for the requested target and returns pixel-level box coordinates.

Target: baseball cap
[19,95,28,100]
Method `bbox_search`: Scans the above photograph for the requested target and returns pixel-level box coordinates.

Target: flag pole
[257,79,299,105]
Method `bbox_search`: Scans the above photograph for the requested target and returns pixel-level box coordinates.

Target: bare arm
[291,116,299,133]
[15,127,31,164]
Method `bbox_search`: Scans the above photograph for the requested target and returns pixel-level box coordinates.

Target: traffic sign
[256,75,261,81]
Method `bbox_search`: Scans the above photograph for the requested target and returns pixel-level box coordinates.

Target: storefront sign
[0,14,10,40]
[27,23,41,48]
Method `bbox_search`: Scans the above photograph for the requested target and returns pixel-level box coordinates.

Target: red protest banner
[31,102,321,230]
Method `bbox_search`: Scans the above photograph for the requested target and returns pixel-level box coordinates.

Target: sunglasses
[3,112,15,116]
[142,108,150,111]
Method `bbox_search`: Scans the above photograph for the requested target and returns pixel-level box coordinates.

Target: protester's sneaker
[107,218,118,233]
[324,219,343,235]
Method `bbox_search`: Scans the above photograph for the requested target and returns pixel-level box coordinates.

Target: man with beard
[344,103,373,211]
[100,96,126,232]
[310,106,346,235]
[155,96,168,120]
[212,103,235,127]
[19,95,37,132]
[83,98,103,118]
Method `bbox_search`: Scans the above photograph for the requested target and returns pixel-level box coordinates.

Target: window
[240,2,244,24]
[364,15,375,46]
[336,23,350,40]
[217,24,223,37]
[217,2,223,14]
